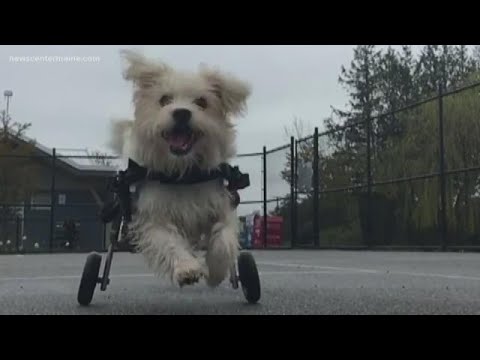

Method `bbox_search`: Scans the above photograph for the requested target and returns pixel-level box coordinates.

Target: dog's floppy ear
[200,65,251,116]
[120,49,170,89]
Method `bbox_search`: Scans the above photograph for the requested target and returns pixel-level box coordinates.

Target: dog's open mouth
[162,130,199,156]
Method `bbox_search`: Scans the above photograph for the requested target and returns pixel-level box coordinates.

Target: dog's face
[121,50,251,174]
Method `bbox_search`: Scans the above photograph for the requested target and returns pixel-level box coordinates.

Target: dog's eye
[194,97,208,109]
[159,95,173,107]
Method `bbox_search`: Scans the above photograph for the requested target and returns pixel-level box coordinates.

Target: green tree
[326,45,383,186]
[0,110,38,245]
[374,46,417,160]
[415,45,477,95]
[473,45,480,68]
[451,45,477,85]
[374,72,480,244]
[277,46,480,247]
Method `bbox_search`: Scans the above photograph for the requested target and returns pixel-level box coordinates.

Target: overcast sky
[0,45,431,212]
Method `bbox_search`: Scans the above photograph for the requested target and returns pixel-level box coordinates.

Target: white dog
[109,50,251,288]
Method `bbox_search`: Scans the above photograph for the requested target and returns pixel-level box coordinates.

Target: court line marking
[257,261,380,274]
[260,270,349,275]
[2,263,480,282]
[0,274,152,282]
[0,270,343,282]
[257,261,480,281]
[390,271,480,281]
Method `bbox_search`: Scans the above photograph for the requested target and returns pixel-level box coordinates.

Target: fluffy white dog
[109,50,251,288]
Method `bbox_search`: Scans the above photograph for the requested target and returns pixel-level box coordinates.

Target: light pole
[4,90,13,122]
[4,90,13,116]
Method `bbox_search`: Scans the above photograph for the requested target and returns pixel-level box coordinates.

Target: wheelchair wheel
[77,253,102,306]
[238,252,261,304]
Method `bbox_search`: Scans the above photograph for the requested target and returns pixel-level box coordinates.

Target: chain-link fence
[0,150,114,254]
[294,136,314,247]
[296,80,480,250]
[0,145,297,253]
[264,143,293,248]
[231,152,263,249]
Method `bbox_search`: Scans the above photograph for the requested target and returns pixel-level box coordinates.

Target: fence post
[15,215,20,253]
[295,139,298,207]
[290,136,296,249]
[49,147,56,253]
[366,115,373,249]
[313,127,319,248]
[262,146,267,249]
[438,83,448,251]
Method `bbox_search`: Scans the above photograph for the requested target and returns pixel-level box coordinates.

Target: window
[58,194,66,205]
[31,193,51,211]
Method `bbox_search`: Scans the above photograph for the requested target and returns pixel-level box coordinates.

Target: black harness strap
[100,159,250,224]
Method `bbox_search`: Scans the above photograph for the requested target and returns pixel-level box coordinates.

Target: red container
[253,215,284,248]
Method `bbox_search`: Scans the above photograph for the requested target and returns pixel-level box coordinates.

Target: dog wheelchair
[77,159,261,306]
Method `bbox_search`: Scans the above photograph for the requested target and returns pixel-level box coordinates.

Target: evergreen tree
[415,45,476,95]
[473,45,480,68]
[328,45,382,184]
[451,45,477,86]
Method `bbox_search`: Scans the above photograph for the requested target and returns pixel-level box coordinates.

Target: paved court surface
[1,250,480,314]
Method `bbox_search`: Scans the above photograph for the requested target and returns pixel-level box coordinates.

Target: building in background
[0,133,117,253]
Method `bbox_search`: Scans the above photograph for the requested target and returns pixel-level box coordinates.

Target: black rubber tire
[77,253,102,306]
[238,252,261,304]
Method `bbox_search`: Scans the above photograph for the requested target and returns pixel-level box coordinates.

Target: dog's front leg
[206,212,240,287]
[138,224,204,287]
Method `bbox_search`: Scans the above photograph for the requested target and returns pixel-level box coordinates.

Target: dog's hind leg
[135,224,205,287]
[205,211,240,287]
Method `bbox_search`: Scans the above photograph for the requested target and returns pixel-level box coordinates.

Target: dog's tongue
[169,133,191,150]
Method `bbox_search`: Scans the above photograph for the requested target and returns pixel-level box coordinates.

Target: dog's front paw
[173,259,204,287]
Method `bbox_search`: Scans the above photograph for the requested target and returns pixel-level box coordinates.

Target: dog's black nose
[172,108,192,125]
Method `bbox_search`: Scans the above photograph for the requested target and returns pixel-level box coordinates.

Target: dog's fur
[109,50,251,287]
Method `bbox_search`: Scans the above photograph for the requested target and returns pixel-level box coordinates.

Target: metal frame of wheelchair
[77,213,261,307]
